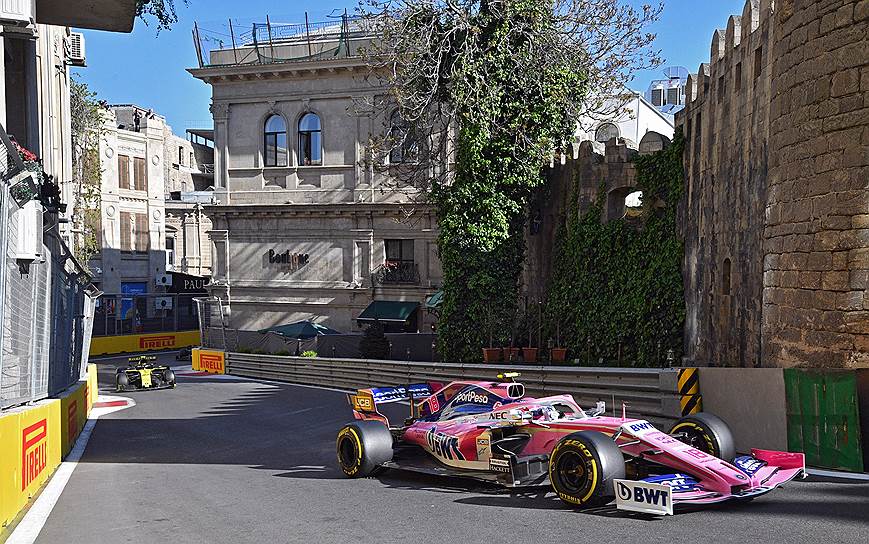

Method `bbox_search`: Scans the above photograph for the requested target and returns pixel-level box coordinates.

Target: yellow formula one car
[116,356,176,392]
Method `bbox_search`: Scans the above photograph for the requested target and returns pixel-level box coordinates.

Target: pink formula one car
[336,374,805,515]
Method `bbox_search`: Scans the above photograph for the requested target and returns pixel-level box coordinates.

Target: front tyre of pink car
[336,421,393,478]
[549,431,626,509]
[669,412,736,462]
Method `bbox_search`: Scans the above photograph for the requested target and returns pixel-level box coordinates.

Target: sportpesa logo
[454,390,489,404]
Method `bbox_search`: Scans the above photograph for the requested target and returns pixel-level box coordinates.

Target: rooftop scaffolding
[192,10,371,68]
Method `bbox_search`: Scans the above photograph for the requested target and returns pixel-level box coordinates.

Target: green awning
[425,290,443,310]
[357,301,419,323]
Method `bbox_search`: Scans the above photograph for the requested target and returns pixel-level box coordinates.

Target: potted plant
[482,317,502,362]
[504,336,520,363]
[550,322,567,363]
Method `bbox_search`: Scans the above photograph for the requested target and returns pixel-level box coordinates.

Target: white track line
[6,396,135,544]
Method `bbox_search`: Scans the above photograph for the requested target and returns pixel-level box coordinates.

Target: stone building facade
[189,21,442,333]
[679,0,868,368]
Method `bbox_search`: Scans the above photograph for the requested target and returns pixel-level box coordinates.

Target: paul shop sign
[267,250,309,271]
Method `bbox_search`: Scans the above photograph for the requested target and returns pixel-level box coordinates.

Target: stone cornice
[204,202,435,219]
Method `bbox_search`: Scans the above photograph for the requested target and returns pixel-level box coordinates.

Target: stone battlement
[676,0,868,368]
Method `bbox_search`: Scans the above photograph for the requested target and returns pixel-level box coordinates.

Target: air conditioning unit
[13,199,44,263]
[0,0,34,26]
[155,274,173,287]
[68,32,86,67]
[154,297,173,311]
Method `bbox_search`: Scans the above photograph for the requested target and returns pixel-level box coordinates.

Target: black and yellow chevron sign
[677,368,702,415]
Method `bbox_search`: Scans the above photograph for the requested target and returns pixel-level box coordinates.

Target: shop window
[595,123,619,143]
[389,111,418,164]
[264,115,288,167]
[298,113,322,166]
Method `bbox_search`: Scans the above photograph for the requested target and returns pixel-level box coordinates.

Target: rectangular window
[385,239,414,264]
[651,88,664,106]
[735,62,742,93]
[120,211,132,251]
[133,157,147,191]
[718,75,725,103]
[666,87,680,106]
[166,237,175,267]
[178,146,184,166]
[118,155,130,189]
[134,213,149,252]
[190,152,194,168]
[754,46,763,80]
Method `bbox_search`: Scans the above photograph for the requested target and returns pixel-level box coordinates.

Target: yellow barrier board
[0,365,97,528]
[192,349,225,374]
[90,330,201,356]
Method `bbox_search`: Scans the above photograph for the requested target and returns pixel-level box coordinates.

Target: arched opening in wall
[595,123,619,143]
[605,187,642,223]
[722,258,731,295]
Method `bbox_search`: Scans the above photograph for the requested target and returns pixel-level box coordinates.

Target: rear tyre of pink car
[336,421,393,478]
[549,431,625,509]
[669,412,736,462]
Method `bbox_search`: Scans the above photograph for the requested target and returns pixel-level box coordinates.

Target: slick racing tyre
[669,412,736,461]
[116,372,129,392]
[163,368,176,385]
[336,421,393,478]
[549,431,625,509]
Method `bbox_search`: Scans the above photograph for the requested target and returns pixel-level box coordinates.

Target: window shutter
[133,157,147,191]
[118,155,130,189]
[135,213,150,252]
[120,211,131,251]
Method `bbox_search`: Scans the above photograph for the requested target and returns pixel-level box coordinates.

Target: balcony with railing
[371,261,420,286]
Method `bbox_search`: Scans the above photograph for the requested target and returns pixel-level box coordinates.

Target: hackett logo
[22,419,48,490]
[140,335,176,349]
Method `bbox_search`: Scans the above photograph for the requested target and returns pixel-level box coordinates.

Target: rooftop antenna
[304,11,313,57]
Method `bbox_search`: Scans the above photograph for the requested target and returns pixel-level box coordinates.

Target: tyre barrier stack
[225,352,696,429]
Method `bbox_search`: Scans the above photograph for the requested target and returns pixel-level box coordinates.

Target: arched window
[264,115,288,167]
[299,113,322,166]
[595,123,620,143]
[389,111,418,164]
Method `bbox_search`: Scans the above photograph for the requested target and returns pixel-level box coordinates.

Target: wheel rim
[556,451,590,495]
[676,424,714,455]
[338,435,359,469]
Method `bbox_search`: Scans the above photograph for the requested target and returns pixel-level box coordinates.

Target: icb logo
[617,481,632,501]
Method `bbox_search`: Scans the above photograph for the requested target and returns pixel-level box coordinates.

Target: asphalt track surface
[33,353,869,544]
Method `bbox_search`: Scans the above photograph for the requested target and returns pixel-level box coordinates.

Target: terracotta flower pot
[522,347,538,363]
[482,348,502,363]
[550,348,568,363]
[503,347,521,362]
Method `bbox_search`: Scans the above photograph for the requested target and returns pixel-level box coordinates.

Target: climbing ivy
[544,130,686,367]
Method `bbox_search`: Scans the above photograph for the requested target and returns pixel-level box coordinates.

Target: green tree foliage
[135,0,187,31]
[545,131,686,367]
[362,1,661,362]
[359,321,391,359]
[70,77,104,267]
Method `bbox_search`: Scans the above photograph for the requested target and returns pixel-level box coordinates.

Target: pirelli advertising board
[90,330,201,356]
[192,349,225,374]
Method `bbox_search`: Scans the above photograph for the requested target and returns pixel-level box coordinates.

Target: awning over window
[357,301,419,323]
[425,290,443,310]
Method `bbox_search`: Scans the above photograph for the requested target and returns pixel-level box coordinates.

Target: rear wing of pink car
[348,383,439,426]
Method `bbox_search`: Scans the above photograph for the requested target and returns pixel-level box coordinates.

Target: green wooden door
[785,369,863,472]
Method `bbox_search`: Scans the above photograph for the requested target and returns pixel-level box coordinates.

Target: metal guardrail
[226,353,684,428]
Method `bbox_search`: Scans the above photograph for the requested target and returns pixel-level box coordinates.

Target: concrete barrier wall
[698,368,788,453]
[0,365,97,529]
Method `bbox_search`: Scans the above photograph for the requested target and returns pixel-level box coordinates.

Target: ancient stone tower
[679,0,868,368]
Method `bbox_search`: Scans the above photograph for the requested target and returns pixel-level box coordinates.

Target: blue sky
[75,0,745,134]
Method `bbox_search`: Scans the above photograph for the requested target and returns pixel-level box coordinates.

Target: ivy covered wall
[543,132,686,366]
